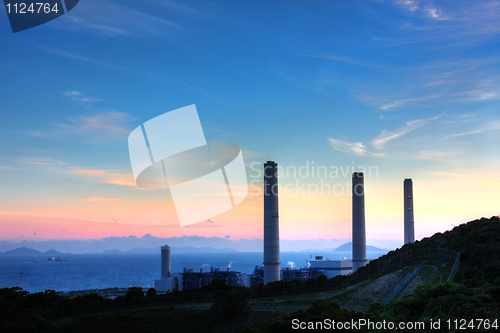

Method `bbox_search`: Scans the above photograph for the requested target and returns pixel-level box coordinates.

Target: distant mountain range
[168,246,239,254]
[300,242,388,253]
[332,242,388,252]
[0,247,66,256]
[0,243,387,256]
[101,246,239,254]
[0,246,239,256]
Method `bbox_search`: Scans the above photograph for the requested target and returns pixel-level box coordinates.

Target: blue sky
[0,0,499,248]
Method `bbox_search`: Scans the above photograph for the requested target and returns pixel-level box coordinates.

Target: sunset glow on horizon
[1,0,499,250]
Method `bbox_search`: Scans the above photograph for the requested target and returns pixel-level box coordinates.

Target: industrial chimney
[404,179,415,244]
[161,245,171,279]
[263,161,280,284]
[352,172,367,272]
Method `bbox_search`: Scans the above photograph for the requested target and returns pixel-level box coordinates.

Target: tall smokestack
[161,245,171,279]
[263,161,280,284]
[404,179,415,244]
[352,172,367,272]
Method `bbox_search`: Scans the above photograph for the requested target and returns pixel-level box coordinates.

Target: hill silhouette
[0,247,43,255]
[332,242,387,253]
[396,215,500,287]
[0,247,65,256]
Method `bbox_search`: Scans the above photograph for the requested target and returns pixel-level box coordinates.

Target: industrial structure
[281,266,325,281]
[179,267,242,289]
[161,245,171,278]
[404,179,415,244]
[155,245,176,292]
[263,161,281,284]
[352,172,367,272]
[150,162,417,292]
[307,256,352,278]
[176,264,332,290]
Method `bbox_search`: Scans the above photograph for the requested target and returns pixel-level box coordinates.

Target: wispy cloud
[295,53,385,68]
[17,157,67,166]
[274,67,328,93]
[41,47,176,83]
[155,0,218,20]
[63,91,102,103]
[378,94,441,111]
[394,0,500,38]
[55,112,132,138]
[21,91,131,141]
[21,111,134,142]
[70,168,137,187]
[371,116,438,149]
[41,46,130,72]
[464,88,500,101]
[444,118,500,139]
[328,115,448,157]
[62,15,129,36]
[328,110,499,168]
[0,154,69,170]
[40,47,215,99]
[417,150,456,161]
[58,0,190,39]
[327,138,384,157]
[355,56,500,111]
[396,0,454,21]
[396,0,419,12]
[84,197,122,203]
[426,8,447,20]
[445,130,483,139]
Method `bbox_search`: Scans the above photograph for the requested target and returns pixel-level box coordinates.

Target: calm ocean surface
[0,251,383,293]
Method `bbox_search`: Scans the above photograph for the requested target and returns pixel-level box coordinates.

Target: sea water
[0,251,384,293]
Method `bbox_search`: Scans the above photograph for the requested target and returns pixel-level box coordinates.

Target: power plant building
[352,172,367,272]
[404,179,415,244]
[307,256,352,278]
[263,161,281,284]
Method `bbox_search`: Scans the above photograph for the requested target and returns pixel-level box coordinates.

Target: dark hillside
[399,216,500,287]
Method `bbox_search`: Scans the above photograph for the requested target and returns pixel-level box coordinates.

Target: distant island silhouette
[0,243,387,256]
[0,246,239,255]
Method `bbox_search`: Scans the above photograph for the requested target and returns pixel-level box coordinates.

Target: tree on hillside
[146,288,157,297]
[124,287,144,300]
